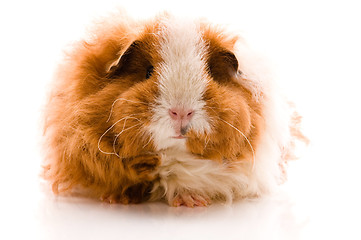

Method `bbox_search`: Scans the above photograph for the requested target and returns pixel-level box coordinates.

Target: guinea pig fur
[43,12,303,207]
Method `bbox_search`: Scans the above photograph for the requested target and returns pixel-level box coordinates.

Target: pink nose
[169,108,194,135]
[169,108,194,121]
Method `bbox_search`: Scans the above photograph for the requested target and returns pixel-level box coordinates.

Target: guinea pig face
[148,20,214,151]
[107,18,255,159]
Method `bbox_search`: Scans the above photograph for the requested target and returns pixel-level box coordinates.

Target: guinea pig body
[44,13,300,207]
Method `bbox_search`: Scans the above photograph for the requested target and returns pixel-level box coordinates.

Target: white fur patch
[150,147,265,204]
[231,40,293,195]
[148,17,211,150]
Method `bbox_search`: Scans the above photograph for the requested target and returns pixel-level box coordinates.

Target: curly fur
[43,12,303,206]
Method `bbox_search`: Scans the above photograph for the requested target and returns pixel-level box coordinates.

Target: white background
[1,0,360,239]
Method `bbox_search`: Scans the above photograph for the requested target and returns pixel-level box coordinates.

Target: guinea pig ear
[106,54,123,73]
[105,41,138,78]
[105,41,152,79]
[207,48,239,83]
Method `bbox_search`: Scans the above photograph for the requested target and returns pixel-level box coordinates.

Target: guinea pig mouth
[172,135,188,139]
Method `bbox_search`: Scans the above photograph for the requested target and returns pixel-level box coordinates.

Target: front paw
[101,181,154,204]
[172,192,211,207]
[123,154,160,180]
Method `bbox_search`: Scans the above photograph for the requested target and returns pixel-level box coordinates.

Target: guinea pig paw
[100,194,129,204]
[128,154,160,176]
[172,193,211,207]
[100,194,116,204]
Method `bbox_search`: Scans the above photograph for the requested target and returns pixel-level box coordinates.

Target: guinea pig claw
[172,193,211,207]
[100,194,118,204]
[101,193,132,205]
[172,198,182,207]
[193,195,210,207]
[100,194,112,203]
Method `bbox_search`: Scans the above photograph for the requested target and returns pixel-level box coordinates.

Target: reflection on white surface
[1,0,361,239]
[36,182,307,240]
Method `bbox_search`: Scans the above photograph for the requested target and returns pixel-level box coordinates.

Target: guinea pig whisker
[112,117,129,157]
[112,122,142,158]
[203,106,219,111]
[142,135,153,149]
[98,116,144,156]
[203,135,210,150]
[106,98,147,123]
[98,114,142,157]
[221,119,256,172]
[98,117,127,155]
[203,106,237,118]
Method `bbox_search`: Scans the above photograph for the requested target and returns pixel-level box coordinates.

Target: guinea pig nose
[169,108,194,121]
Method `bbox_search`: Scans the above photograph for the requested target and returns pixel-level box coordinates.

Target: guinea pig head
[106,19,261,162]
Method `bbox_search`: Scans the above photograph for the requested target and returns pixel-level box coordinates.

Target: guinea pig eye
[207,48,239,84]
[146,65,154,79]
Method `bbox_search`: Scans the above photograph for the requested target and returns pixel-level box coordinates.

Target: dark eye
[146,66,154,79]
[207,48,239,84]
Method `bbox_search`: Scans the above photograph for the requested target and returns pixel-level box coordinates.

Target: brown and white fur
[43,12,302,207]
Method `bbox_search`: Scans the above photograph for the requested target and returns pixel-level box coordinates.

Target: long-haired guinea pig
[43,12,305,207]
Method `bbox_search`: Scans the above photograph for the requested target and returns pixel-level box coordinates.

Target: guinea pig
[43,12,304,207]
